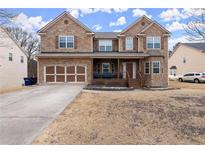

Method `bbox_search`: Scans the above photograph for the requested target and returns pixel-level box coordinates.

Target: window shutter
[97,40,99,51]
[133,37,137,51]
[113,40,117,52]
[56,36,59,49]
[74,36,77,49]
[122,38,125,50]
[161,36,164,50]
[143,37,146,50]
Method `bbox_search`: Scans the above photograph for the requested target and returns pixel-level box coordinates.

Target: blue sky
[7,8,200,50]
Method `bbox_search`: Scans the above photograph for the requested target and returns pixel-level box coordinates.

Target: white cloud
[109,16,126,27]
[94,8,113,14]
[166,21,187,32]
[159,9,182,22]
[113,29,122,32]
[69,9,80,18]
[113,8,128,13]
[92,24,102,31]
[132,9,152,18]
[169,35,190,50]
[67,8,128,18]
[182,8,205,18]
[159,8,205,22]
[12,13,49,32]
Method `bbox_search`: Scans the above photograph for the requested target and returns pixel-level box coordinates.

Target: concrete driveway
[0,84,84,144]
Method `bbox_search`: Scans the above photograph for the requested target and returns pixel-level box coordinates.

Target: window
[183,57,186,63]
[111,63,115,73]
[144,62,150,74]
[59,36,74,48]
[152,61,160,74]
[102,63,110,73]
[184,74,189,76]
[170,69,176,76]
[147,37,161,49]
[20,56,24,63]
[9,53,13,61]
[59,36,66,48]
[126,37,133,50]
[184,73,194,76]
[99,40,112,52]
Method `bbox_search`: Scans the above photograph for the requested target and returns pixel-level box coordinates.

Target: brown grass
[0,86,32,94]
[169,80,205,90]
[33,82,205,144]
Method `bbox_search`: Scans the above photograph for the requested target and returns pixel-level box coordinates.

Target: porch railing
[93,72,123,79]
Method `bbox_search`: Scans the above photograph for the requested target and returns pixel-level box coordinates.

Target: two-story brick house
[36,11,170,88]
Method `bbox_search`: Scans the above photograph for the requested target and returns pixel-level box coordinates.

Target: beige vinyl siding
[0,27,27,92]
[169,45,205,76]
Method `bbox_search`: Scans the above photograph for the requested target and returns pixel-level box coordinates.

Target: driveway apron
[0,84,84,144]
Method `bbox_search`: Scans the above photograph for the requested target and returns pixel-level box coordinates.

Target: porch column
[91,59,93,80]
[117,58,120,79]
[132,62,136,79]
[122,62,126,79]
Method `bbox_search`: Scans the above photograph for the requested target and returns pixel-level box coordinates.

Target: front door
[102,63,110,73]
[126,63,133,79]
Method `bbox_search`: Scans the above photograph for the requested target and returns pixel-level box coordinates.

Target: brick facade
[142,24,169,87]
[40,14,93,52]
[37,12,170,88]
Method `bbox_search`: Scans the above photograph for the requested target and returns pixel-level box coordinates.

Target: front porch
[91,58,144,88]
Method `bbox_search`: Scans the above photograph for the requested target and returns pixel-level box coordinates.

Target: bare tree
[5,27,40,77]
[184,8,205,41]
[0,9,17,47]
[1,10,38,77]
[5,27,40,62]
[0,9,16,25]
[26,36,40,62]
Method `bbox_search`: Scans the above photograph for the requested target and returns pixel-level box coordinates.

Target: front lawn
[169,80,205,90]
[33,82,205,144]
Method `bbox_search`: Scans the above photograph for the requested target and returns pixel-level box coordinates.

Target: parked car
[178,72,205,83]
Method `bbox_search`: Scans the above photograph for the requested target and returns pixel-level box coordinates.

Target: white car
[179,72,205,83]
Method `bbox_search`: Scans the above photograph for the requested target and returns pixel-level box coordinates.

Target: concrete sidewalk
[0,84,84,144]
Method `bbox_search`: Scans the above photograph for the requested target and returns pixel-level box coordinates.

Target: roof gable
[138,21,170,34]
[119,15,152,34]
[38,11,93,33]
[0,26,28,57]
[119,15,170,35]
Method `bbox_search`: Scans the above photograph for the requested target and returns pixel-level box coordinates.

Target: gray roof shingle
[182,42,205,51]
[94,32,119,39]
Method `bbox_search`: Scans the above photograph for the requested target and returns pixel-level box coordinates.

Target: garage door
[45,65,86,83]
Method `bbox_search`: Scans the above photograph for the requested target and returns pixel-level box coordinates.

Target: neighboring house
[0,27,28,92]
[36,11,170,88]
[169,42,205,77]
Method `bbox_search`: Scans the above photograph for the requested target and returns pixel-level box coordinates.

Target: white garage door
[45,65,86,83]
